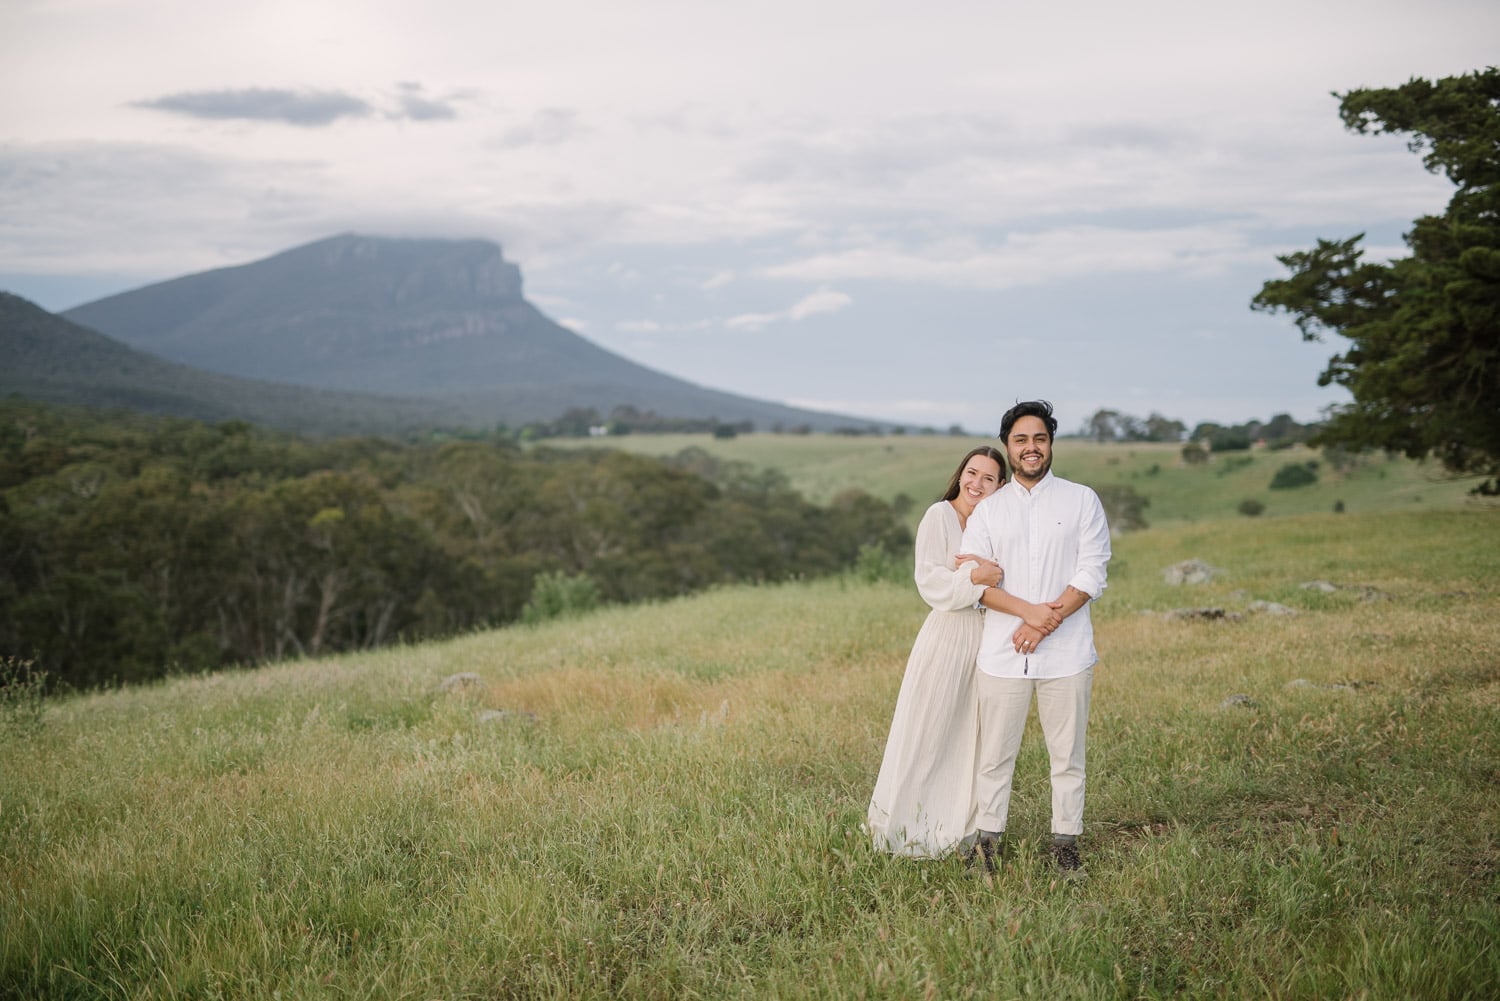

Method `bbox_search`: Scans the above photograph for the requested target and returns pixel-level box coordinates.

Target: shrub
[521,571,602,625]
[1095,484,1150,532]
[1209,429,1252,452]
[1238,498,1265,517]
[1181,442,1208,465]
[853,543,908,585]
[1270,463,1319,489]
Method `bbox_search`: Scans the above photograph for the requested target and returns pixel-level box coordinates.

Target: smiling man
[959,400,1112,878]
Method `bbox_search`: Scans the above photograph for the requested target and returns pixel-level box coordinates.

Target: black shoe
[975,832,1002,874]
[1051,838,1087,880]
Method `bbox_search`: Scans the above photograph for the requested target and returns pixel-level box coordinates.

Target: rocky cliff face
[309,235,524,304]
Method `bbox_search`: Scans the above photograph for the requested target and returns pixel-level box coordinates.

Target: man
[959,400,1111,877]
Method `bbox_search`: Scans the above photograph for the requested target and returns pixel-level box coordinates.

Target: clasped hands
[956,552,1065,654]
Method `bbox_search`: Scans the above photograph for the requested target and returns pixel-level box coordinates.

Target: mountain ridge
[58,234,888,432]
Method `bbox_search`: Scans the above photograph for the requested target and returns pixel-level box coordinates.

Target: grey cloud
[135,88,373,126]
[392,82,458,122]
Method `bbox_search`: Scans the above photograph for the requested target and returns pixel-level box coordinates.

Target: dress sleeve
[913,505,988,612]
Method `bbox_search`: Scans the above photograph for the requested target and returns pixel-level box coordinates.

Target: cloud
[788,288,854,320]
[726,288,852,331]
[392,82,458,122]
[759,226,1261,290]
[498,109,585,148]
[134,88,374,126]
[0,140,340,279]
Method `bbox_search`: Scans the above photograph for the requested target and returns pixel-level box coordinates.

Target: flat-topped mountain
[60,235,886,432]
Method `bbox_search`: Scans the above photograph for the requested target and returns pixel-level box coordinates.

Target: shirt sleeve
[915,505,988,612]
[1067,487,1112,600]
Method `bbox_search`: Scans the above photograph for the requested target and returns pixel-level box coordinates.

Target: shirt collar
[1014,469,1056,496]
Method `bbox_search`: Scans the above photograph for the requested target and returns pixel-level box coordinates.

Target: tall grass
[3,509,1498,998]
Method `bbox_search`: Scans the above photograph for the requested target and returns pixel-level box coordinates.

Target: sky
[2,1,1496,434]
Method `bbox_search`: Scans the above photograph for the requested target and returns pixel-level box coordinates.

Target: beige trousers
[974,666,1093,836]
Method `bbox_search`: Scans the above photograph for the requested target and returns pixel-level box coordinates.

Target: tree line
[1080,408,1318,451]
[0,400,910,690]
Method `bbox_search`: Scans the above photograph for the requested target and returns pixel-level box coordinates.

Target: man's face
[1005,415,1053,485]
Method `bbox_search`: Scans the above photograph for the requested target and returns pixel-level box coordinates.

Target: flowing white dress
[867,500,988,857]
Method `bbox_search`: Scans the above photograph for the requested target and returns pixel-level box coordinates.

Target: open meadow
[545,432,1492,529]
[3,494,1498,997]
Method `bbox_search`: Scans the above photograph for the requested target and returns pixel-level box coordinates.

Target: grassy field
[3,505,1498,999]
[546,433,1492,529]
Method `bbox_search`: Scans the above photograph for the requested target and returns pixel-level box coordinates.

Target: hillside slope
[0,292,474,435]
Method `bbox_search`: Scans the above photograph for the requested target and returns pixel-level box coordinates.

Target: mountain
[0,292,482,435]
[61,234,889,432]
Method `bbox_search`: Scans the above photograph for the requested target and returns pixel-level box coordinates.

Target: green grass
[547,433,1491,529]
[4,508,1498,998]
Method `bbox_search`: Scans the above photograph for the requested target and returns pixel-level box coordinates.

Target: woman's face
[956,454,1004,511]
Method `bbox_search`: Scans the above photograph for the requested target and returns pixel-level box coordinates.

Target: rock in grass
[478,708,536,724]
[435,672,483,693]
[1248,600,1297,616]
[1301,580,1338,593]
[1221,694,1258,709]
[1163,559,1218,585]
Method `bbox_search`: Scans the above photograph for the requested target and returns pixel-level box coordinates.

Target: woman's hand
[957,553,1004,588]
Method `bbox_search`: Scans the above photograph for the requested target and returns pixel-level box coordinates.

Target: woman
[866,445,1008,858]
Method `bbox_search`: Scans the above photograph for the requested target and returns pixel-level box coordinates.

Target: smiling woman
[866,445,1006,858]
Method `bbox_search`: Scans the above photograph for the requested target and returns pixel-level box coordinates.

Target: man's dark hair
[998,400,1058,442]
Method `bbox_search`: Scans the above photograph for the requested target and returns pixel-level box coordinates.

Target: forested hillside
[0,400,909,689]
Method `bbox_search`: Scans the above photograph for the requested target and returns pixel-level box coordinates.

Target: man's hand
[1022,601,1064,635]
[1013,623,1046,654]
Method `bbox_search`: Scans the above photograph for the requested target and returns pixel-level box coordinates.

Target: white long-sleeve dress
[866,500,988,857]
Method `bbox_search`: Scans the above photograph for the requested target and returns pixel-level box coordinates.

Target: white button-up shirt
[959,470,1111,679]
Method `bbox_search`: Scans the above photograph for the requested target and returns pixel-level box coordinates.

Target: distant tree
[1084,409,1185,443]
[1085,409,1122,442]
[1261,413,1305,445]
[1252,69,1500,494]
[1181,442,1209,465]
[1143,412,1186,443]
